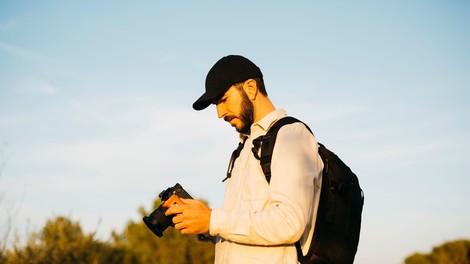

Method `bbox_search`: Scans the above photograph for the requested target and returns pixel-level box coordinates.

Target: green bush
[1,197,214,264]
[405,240,470,264]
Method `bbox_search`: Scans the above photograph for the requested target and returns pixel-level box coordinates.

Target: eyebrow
[212,94,225,104]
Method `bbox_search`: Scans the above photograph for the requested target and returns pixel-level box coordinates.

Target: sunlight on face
[214,83,254,134]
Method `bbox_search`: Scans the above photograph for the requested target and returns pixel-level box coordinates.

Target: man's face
[214,84,254,134]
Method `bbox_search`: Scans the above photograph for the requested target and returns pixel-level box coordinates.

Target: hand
[165,198,212,235]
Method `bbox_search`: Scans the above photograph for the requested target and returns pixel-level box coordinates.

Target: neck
[253,96,276,123]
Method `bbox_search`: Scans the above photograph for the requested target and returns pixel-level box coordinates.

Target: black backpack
[251,116,364,264]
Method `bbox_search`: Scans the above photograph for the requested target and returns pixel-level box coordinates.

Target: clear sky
[1,1,469,263]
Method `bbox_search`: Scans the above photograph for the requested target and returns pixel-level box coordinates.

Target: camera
[143,183,193,237]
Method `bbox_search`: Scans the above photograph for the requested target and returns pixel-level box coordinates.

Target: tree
[1,192,215,264]
[405,239,470,264]
[2,216,130,264]
[113,197,215,264]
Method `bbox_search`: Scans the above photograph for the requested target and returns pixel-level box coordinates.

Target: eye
[216,97,227,105]
[212,95,227,105]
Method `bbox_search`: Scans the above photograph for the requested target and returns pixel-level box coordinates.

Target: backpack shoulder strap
[253,116,311,183]
[223,136,248,182]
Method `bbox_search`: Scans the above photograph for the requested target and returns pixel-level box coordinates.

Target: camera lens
[142,206,173,237]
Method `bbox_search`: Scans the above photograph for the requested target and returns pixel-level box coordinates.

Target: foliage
[1,197,214,264]
[405,239,470,264]
[3,186,470,264]
[2,190,470,264]
[1,216,130,264]
[112,198,214,264]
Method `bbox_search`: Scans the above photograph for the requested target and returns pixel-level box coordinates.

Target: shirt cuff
[209,208,230,237]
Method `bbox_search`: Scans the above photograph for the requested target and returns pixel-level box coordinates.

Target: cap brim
[192,95,212,110]
[192,86,227,111]
[192,90,217,111]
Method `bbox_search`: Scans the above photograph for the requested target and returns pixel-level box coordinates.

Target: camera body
[143,183,193,237]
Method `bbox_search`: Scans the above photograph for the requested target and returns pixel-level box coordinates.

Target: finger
[178,224,192,235]
[174,222,182,230]
[172,214,182,224]
[174,221,188,231]
[165,205,182,216]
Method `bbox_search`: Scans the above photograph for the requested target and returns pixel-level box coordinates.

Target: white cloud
[0,114,29,127]
[0,19,17,30]
[0,41,47,61]
[14,79,57,95]
[0,96,234,244]
[9,94,229,195]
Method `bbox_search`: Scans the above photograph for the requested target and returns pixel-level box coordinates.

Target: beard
[236,89,254,134]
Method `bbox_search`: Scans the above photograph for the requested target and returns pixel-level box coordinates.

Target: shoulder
[271,121,318,158]
[276,121,315,142]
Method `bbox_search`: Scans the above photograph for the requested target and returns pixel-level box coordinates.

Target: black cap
[192,55,263,110]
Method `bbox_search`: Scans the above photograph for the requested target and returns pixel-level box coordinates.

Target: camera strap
[223,136,248,182]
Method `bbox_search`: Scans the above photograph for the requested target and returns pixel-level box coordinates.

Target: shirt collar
[249,109,287,139]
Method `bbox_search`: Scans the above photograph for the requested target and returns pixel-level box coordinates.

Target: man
[166,55,324,263]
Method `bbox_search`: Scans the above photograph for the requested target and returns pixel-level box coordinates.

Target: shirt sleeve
[209,123,324,245]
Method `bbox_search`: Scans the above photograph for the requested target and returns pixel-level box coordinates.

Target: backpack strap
[252,116,311,183]
[252,116,314,260]
[223,136,248,182]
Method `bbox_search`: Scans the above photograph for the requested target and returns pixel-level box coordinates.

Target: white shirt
[210,109,324,264]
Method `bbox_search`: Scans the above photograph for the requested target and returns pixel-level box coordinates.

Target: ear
[243,79,258,100]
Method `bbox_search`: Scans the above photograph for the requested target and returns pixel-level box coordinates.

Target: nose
[216,103,226,119]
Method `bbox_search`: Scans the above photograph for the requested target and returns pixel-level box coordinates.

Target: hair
[233,78,267,96]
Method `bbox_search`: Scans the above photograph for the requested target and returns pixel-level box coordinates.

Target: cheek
[232,101,244,116]
[224,104,237,116]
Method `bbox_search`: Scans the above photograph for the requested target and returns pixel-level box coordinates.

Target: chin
[236,126,250,134]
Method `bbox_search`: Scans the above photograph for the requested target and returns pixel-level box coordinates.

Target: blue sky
[1,1,469,263]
